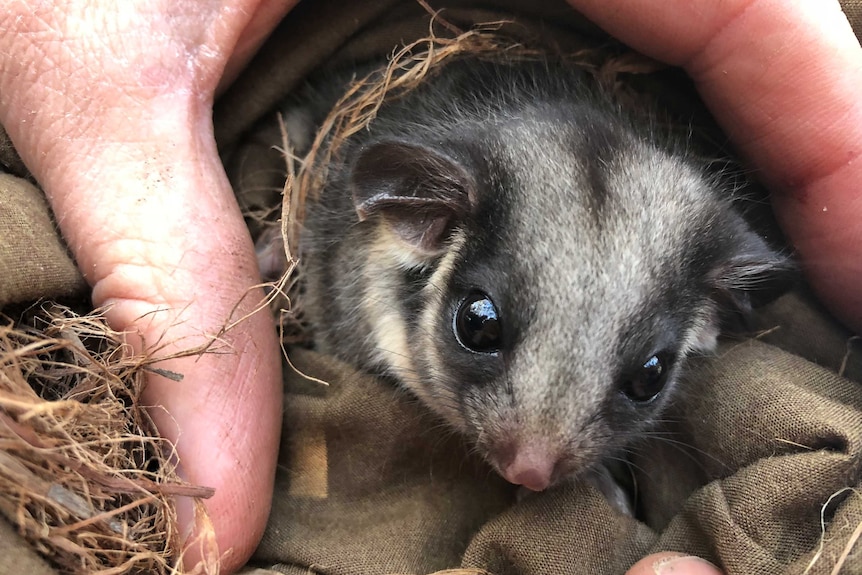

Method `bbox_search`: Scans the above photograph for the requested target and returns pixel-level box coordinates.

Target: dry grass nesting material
[0,304,214,574]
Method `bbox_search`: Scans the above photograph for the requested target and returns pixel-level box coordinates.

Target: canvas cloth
[1,1,861,574]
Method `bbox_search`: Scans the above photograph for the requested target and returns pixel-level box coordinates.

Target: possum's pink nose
[505,465,552,491]
[496,443,557,491]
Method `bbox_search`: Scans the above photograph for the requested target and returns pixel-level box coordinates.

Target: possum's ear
[350,140,474,256]
[712,225,796,314]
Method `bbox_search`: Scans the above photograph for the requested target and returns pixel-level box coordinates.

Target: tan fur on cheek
[359,225,470,428]
[415,231,469,430]
[361,227,418,383]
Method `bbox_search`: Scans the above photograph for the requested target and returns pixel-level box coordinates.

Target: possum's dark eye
[620,353,671,403]
[454,293,501,353]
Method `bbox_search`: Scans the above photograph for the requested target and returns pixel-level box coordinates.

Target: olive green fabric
[0,120,86,307]
[1,1,862,574]
[250,310,862,575]
[256,349,517,574]
[0,173,86,307]
[843,0,862,39]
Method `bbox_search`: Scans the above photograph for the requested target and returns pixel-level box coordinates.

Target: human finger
[627,553,724,575]
[0,1,284,571]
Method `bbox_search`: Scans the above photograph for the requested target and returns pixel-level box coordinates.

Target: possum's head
[346,99,788,492]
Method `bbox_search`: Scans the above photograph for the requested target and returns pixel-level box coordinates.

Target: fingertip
[218,0,302,93]
[628,553,724,575]
[173,309,283,573]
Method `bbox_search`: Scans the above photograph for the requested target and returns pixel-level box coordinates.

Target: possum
[287,56,789,500]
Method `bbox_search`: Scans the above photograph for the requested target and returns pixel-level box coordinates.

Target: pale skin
[0,1,858,574]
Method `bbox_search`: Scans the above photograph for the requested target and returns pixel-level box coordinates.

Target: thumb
[0,2,283,571]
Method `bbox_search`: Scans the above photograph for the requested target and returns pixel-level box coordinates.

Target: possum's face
[346,107,785,491]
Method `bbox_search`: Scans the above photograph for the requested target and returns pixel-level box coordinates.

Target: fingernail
[654,555,721,574]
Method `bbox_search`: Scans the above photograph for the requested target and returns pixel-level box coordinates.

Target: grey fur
[296,58,789,491]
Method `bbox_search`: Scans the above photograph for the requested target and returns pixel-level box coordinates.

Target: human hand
[0,1,297,572]
[568,0,862,335]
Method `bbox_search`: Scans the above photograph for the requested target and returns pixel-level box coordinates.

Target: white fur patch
[362,228,418,383]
